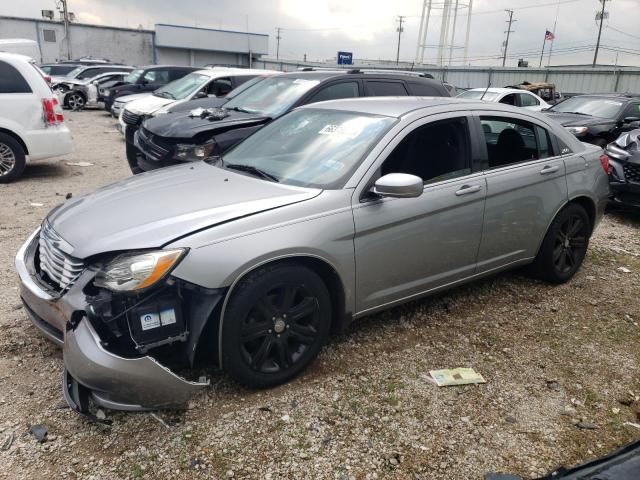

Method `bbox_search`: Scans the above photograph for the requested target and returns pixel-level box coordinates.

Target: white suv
[0,53,72,183]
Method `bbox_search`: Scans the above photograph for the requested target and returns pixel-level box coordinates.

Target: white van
[0,53,73,183]
[0,39,41,62]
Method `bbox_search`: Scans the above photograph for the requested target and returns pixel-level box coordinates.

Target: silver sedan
[16,97,609,414]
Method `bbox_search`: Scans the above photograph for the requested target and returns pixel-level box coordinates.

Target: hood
[126,94,173,115]
[47,161,320,258]
[114,92,151,105]
[144,108,271,139]
[543,111,613,127]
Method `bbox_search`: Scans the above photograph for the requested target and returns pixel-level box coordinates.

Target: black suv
[129,69,450,173]
[102,65,200,112]
[543,94,640,147]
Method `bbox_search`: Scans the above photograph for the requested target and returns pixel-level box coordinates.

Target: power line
[502,9,515,67]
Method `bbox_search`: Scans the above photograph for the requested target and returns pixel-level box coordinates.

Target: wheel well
[230,257,349,335]
[569,196,596,234]
[0,128,28,155]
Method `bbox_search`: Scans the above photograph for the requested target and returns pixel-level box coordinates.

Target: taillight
[43,75,52,84]
[599,154,611,175]
[42,98,64,126]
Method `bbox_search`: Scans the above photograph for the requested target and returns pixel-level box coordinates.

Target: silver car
[16,97,609,415]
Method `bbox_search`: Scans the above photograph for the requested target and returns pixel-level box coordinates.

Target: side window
[233,75,256,88]
[207,78,233,96]
[0,61,32,93]
[144,70,170,84]
[170,69,193,81]
[308,81,359,103]
[623,103,640,118]
[519,93,539,107]
[498,93,517,106]
[380,117,471,184]
[556,136,573,155]
[535,125,553,158]
[481,116,549,168]
[366,81,408,96]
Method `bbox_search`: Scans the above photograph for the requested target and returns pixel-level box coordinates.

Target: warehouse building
[0,15,269,67]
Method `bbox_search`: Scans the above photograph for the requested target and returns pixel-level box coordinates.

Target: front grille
[122,109,142,126]
[137,128,171,162]
[38,222,84,292]
[623,163,640,183]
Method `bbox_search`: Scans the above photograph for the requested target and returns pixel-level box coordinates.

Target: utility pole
[593,0,608,67]
[276,27,282,60]
[58,0,71,60]
[502,9,515,67]
[396,15,405,65]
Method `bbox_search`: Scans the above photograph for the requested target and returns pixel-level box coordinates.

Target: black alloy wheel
[530,203,591,284]
[221,263,331,388]
[552,214,588,275]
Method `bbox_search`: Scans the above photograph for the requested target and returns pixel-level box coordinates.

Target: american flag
[545,30,555,41]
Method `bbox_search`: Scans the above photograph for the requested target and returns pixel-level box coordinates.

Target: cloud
[76,12,104,25]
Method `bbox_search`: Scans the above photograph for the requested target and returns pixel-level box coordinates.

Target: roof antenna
[480,81,491,101]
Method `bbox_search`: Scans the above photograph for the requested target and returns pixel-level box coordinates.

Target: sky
[4,0,640,66]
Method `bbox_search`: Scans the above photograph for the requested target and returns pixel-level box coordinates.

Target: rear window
[366,81,408,96]
[408,81,446,96]
[0,60,32,93]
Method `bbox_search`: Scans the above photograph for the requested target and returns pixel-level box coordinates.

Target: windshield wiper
[228,106,257,114]
[224,163,279,182]
[562,111,591,116]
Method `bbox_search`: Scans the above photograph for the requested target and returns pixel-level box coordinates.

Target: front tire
[0,133,26,183]
[530,204,591,284]
[221,263,332,388]
[66,93,86,111]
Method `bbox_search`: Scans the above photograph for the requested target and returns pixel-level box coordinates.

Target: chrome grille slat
[37,222,84,291]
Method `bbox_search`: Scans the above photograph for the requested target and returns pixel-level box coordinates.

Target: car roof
[192,68,279,78]
[136,65,200,71]
[301,96,477,118]
[467,87,526,94]
[570,93,639,100]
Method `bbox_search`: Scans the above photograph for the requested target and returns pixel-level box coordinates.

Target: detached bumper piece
[63,319,209,413]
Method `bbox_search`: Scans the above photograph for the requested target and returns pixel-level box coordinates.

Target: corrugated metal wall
[253,59,640,95]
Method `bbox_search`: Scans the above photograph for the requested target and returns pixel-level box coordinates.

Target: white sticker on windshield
[318,124,363,139]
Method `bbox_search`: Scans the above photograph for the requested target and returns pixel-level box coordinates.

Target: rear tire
[221,263,332,389]
[0,133,26,184]
[530,204,591,284]
[65,92,86,111]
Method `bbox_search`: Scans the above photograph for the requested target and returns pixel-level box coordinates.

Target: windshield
[224,76,321,117]
[154,73,209,100]
[219,109,395,189]
[457,90,500,102]
[226,76,266,99]
[66,66,84,78]
[548,96,624,119]
[124,69,143,84]
[41,65,77,76]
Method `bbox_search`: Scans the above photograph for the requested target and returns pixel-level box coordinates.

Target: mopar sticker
[140,312,160,330]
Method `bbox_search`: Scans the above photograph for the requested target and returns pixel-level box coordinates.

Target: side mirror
[372,173,423,198]
[623,116,640,124]
[196,90,208,99]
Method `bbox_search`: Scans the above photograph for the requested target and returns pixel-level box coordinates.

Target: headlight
[94,249,186,292]
[173,140,215,161]
[566,126,588,135]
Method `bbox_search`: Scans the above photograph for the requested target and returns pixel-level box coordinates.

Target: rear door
[352,113,486,313]
[474,112,568,272]
[141,69,171,91]
[0,59,41,134]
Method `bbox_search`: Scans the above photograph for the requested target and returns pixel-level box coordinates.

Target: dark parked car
[130,69,451,173]
[102,65,200,112]
[165,75,274,114]
[543,94,640,147]
[39,63,81,77]
[605,128,640,207]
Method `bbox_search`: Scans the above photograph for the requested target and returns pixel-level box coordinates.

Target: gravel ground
[1,110,640,480]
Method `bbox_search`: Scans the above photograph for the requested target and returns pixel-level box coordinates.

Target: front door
[352,114,486,314]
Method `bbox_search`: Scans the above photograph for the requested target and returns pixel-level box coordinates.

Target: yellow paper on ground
[429,368,486,387]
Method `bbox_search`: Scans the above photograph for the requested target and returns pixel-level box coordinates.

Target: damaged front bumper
[16,228,218,413]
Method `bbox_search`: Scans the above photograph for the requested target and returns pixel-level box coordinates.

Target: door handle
[455,184,482,196]
[540,165,559,175]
